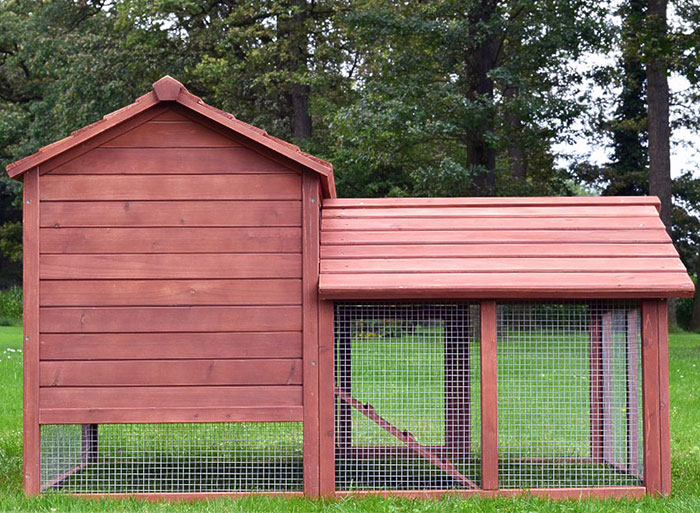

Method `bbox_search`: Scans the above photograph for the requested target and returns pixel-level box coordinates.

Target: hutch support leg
[302,172,320,497]
[444,308,471,458]
[480,300,498,491]
[81,425,99,463]
[23,169,41,496]
[641,299,670,495]
[589,306,604,464]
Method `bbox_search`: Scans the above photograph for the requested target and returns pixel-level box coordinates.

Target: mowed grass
[1,324,700,511]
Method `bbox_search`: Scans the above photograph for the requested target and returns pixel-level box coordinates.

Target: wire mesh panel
[497,301,643,488]
[40,422,303,493]
[334,303,481,491]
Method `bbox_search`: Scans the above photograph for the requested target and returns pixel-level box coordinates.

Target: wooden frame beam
[480,300,498,490]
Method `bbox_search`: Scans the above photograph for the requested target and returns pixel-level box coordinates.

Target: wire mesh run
[334,303,481,491]
[40,422,303,493]
[497,301,643,488]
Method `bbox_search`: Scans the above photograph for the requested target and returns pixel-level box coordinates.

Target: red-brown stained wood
[322,229,671,245]
[40,386,302,409]
[318,299,335,496]
[41,201,301,227]
[480,300,498,491]
[323,205,660,218]
[321,257,685,274]
[319,273,695,300]
[40,406,304,425]
[324,197,661,208]
[49,147,298,175]
[40,227,302,254]
[40,359,302,387]
[40,174,301,201]
[22,168,40,496]
[641,300,662,494]
[102,120,238,148]
[302,172,320,497]
[322,216,664,231]
[335,487,647,499]
[657,300,671,495]
[40,332,302,360]
[39,306,302,333]
[40,254,301,279]
[321,243,679,259]
[40,279,302,306]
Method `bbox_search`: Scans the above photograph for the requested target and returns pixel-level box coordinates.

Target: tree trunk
[279,0,313,141]
[465,1,498,195]
[690,256,700,332]
[646,0,671,230]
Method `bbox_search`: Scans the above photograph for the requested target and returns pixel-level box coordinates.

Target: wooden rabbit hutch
[7,77,694,500]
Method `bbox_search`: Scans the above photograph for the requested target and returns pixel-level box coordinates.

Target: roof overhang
[319,196,695,300]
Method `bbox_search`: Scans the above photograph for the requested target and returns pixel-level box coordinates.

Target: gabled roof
[6,76,336,198]
[319,196,695,299]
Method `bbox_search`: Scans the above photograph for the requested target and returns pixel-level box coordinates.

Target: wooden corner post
[480,300,498,491]
[23,168,40,496]
[641,300,670,495]
[302,172,320,496]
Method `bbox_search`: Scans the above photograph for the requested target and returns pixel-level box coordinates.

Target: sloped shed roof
[6,76,336,198]
[320,197,694,299]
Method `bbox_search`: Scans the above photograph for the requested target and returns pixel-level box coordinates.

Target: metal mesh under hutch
[40,422,303,493]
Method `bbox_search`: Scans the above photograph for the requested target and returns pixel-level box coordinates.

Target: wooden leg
[642,300,662,495]
[81,425,98,464]
[480,300,498,491]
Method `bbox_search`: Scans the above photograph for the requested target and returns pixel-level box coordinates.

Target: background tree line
[0,0,699,328]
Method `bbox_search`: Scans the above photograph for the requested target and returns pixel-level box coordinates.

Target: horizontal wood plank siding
[40,227,301,253]
[40,306,302,333]
[41,279,302,306]
[38,106,305,423]
[49,147,298,175]
[40,332,302,360]
[40,174,301,200]
[41,201,301,227]
[40,359,302,387]
[40,254,301,279]
[319,198,694,299]
[40,386,302,409]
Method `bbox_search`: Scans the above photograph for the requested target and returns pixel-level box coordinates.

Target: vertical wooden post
[641,300,662,495]
[657,300,671,495]
[318,299,336,496]
[22,168,40,496]
[480,300,498,491]
[444,307,470,458]
[626,308,641,479]
[589,305,604,464]
[302,172,320,497]
[81,425,98,463]
[601,311,614,464]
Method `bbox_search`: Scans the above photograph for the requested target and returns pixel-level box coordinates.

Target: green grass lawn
[1,324,700,511]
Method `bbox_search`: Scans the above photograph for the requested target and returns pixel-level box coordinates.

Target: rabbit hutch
[7,77,694,500]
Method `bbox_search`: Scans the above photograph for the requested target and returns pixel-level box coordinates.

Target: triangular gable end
[5,76,336,198]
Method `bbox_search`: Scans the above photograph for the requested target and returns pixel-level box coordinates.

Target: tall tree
[645,0,672,230]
